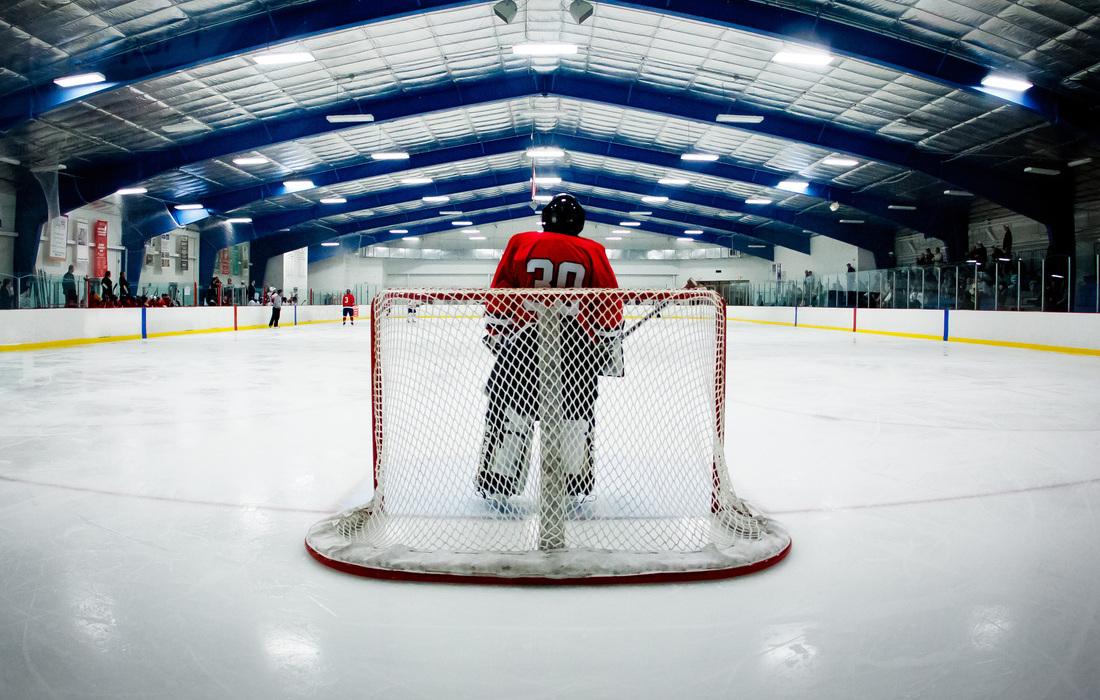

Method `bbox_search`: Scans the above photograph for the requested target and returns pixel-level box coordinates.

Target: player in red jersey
[341,289,356,325]
[477,194,623,500]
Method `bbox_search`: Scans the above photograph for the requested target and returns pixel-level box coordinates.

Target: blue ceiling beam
[54,72,1048,229]
[604,0,1097,139]
[2,0,1091,143]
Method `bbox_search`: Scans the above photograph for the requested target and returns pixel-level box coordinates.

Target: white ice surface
[1,322,1098,699]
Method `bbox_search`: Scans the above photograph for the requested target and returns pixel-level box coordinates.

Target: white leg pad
[559,419,591,476]
[486,406,534,482]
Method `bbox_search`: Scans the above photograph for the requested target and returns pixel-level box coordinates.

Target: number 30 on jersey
[526,259,586,288]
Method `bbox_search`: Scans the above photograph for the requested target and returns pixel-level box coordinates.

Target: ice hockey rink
[0,322,1097,699]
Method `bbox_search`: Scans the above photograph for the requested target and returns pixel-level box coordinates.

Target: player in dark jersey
[477,194,622,500]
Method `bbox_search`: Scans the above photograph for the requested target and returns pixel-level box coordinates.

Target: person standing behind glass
[62,265,78,307]
[268,288,282,328]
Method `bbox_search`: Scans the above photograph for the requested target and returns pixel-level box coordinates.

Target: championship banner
[230,245,241,276]
[92,220,109,277]
[75,220,89,262]
[48,216,69,260]
[219,248,230,275]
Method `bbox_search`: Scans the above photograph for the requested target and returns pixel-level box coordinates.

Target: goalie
[476,193,622,500]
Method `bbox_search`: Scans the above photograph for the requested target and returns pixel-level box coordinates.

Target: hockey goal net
[306,288,790,583]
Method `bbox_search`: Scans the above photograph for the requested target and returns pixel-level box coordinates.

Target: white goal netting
[306,288,790,582]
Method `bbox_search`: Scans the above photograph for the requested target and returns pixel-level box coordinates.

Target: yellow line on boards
[949,336,1100,357]
[726,317,795,327]
[147,327,235,339]
[794,323,852,332]
[0,334,144,352]
[856,329,942,341]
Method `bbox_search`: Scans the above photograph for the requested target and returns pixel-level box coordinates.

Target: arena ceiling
[1,0,1096,279]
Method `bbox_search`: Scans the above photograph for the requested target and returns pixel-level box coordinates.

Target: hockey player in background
[341,289,356,326]
[476,193,623,500]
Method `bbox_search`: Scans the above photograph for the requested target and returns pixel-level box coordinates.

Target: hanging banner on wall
[92,220,109,277]
[219,248,230,275]
[48,216,69,260]
[75,220,89,262]
[230,245,241,276]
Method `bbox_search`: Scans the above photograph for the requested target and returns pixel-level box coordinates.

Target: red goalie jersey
[487,230,623,337]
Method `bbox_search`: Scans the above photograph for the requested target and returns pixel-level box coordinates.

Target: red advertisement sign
[92,220,109,277]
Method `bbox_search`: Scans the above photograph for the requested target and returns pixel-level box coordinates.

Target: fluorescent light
[389,229,409,234]
[677,237,692,242]
[0,156,20,166]
[681,153,719,162]
[115,187,147,195]
[776,180,809,193]
[1024,166,1061,176]
[605,236,622,241]
[325,114,374,124]
[422,195,450,203]
[773,51,833,66]
[745,198,772,205]
[468,236,487,240]
[534,176,562,185]
[371,151,410,160]
[533,195,553,203]
[981,75,1032,92]
[1068,157,1092,168]
[53,72,106,88]
[232,156,269,165]
[163,122,205,134]
[716,114,764,124]
[1050,273,1064,279]
[839,219,865,224]
[226,217,253,224]
[513,42,578,57]
[253,52,315,65]
[641,196,668,204]
[451,221,474,226]
[174,204,203,211]
[628,211,652,217]
[748,244,767,249]
[998,257,1011,262]
[658,177,690,185]
[943,190,973,196]
[619,221,641,227]
[283,179,314,192]
[888,204,917,211]
[402,236,418,242]
[526,147,565,159]
[400,177,433,185]
[320,197,347,204]
[882,123,928,136]
[320,241,340,247]
[462,228,481,234]
[822,157,859,167]
[439,210,463,215]
[684,229,703,235]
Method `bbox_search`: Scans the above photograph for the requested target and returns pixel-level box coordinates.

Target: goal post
[306,288,791,583]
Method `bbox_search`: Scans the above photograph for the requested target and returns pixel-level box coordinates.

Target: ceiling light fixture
[641,196,668,204]
[684,229,703,235]
[320,197,347,204]
[716,114,764,124]
[253,52,315,65]
[628,211,652,217]
[526,147,565,159]
[1023,166,1061,176]
[943,190,974,196]
[283,179,315,192]
[174,204,203,211]
[534,176,562,185]
[888,204,917,211]
[371,151,410,161]
[0,156,20,166]
[748,244,767,248]
[451,221,474,226]
[829,201,841,212]
[492,0,517,23]
[568,0,594,23]
[513,42,578,57]
[232,156,269,166]
[839,219,865,224]
[402,236,419,242]
[53,72,106,88]
[115,187,147,195]
[320,241,340,247]
[619,221,641,227]
[468,236,487,241]
[462,228,481,234]
[776,180,809,193]
[226,217,253,224]
[681,153,719,162]
[658,177,690,185]
[422,195,450,203]
[439,210,463,215]
[1068,157,1092,168]
[980,75,1033,92]
[822,157,859,167]
[773,51,833,66]
[163,122,205,134]
[400,177,434,185]
[325,114,374,124]
[745,198,772,205]
[389,229,409,234]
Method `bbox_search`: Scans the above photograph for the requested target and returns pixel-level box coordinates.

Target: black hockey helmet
[541,193,586,236]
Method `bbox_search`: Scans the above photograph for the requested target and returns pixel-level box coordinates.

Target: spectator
[846,263,855,273]
[1002,224,1013,257]
[933,247,943,264]
[269,288,282,328]
[0,279,13,310]
[62,265,78,307]
[117,270,131,301]
[246,281,255,304]
[101,270,116,305]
